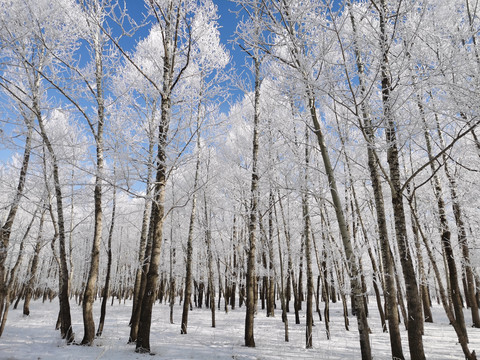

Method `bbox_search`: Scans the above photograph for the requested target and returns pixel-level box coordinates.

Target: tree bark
[96,179,116,337]
[169,244,176,324]
[0,113,33,323]
[409,202,477,360]
[82,17,105,345]
[135,97,169,353]
[408,189,433,323]
[204,196,215,328]
[273,198,289,342]
[180,143,201,334]
[295,232,304,323]
[421,119,468,342]
[135,0,182,351]
[346,3,404,356]
[377,1,424,357]
[277,190,293,314]
[302,129,314,348]
[433,114,480,328]
[245,52,261,348]
[321,246,330,339]
[129,204,155,343]
[129,109,155,329]
[266,192,275,318]
[0,210,35,336]
[23,210,46,316]
[303,195,314,348]
[307,89,371,359]
[35,74,73,343]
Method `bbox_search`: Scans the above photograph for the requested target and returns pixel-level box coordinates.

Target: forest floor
[1,296,479,359]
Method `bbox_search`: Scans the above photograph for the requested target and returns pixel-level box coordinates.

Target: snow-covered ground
[1,298,479,359]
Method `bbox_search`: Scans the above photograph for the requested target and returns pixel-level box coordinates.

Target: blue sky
[124,0,245,68]
[121,0,247,108]
[216,0,245,65]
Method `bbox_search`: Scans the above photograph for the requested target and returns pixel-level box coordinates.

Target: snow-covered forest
[1,0,480,359]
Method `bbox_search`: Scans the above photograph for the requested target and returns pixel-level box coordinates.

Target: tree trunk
[277,190,293,314]
[347,3,404,357]
[266,192,275,318]
[23,210,46,316]
[307,88,371,359]
[198,280,204,309]
[0,210,35,336]
[336,105,390,335]
[129,205,155,343]
[0,114,33,324]
[245,52,261,349]
[303,196,314,348]
[96,179,116,337]
[433,115,480,328]
[321,248,330,339]
[409,191,433,323]
[311,229,323,324]
[395,267,408,330]
[134,1,191,351]
[261,254,267,311]
[129,125,154,328]
[168,228,176,323]
[302,129,314,348]
[273,198,289,342]
[35,79,73,343]
[81,15,105,345]
[295,237,304,325]
[135,85,170,352]
[409,203,477,360]
[204,197,215,328]
[377,1,424,357]
[180,145,200,334]
[230,222,238,311]
[421,113,468,342]
[135,165,167,353]
[218,261,224,312]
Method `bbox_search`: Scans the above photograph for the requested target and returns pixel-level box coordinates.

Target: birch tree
[0,0,84,342]
[109,0,228,352]
[79,0,108,345]
[257,1,372,357]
